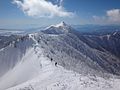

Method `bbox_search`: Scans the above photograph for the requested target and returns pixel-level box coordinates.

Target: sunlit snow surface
[1,22,120,90]
[1,40,120,90]
[6,56,120,90]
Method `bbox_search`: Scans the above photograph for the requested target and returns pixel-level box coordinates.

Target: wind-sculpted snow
[0,22,120,90]
[7,64,120,90]
[0,35,34,77]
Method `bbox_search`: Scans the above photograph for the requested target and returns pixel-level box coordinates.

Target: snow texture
[0,22,120,90]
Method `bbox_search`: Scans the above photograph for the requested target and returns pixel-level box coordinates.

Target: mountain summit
[55,21,68,27]
[42,22,73,34]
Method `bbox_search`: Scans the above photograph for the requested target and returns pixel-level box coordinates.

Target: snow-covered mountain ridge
[78,31,120,58]
[42,22,75,34]
[0,22,120,90]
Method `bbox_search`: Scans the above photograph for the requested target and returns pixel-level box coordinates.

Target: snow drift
[0,22,120,90]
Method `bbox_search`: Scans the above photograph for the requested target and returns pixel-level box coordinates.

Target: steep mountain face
[0,35,34,77]
[0,22,120,90]
[41,22,120,75]
[0,35,19,49]
[78,31,120,59]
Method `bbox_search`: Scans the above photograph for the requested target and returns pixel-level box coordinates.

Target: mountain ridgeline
[41,22,120,75]
[0,22,120,78]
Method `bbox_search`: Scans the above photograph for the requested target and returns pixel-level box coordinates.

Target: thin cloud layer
[13,0,73,18]
[93,9,120,24]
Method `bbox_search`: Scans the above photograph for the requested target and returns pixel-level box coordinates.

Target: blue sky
[0,0,120,29]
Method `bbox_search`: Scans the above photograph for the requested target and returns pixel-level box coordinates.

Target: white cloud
[107,9,120,22]
[93,9,120,24]
[13,0,73,18]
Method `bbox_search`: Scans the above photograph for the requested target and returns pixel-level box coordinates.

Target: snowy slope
[78,31,120,58]
[0,22,120,90]
[2,35,120,90]
[0,35,34,77]
[41,23,120,75]
[0,34,44,90]
[6,55,120,90]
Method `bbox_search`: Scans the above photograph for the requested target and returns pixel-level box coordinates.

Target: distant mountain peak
[43,21,73,34]
[45,21,69,29]
[55,21,68,27]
